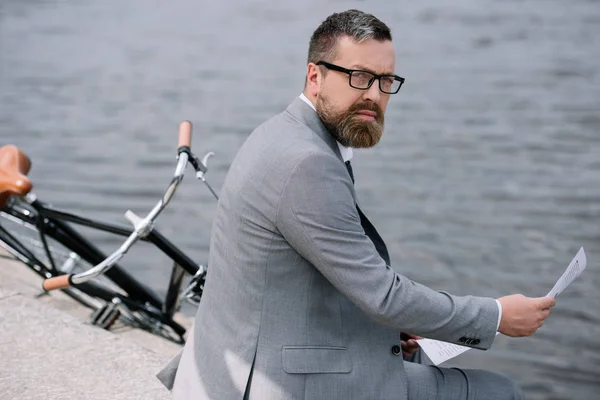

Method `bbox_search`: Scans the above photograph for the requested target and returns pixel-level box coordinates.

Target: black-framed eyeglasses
[316,61,405,94]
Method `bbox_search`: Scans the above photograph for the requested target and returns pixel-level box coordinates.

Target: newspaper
[417,247,587,365]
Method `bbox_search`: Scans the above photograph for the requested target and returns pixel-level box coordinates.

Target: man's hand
[497,294,556,337]
[400,332,422,357]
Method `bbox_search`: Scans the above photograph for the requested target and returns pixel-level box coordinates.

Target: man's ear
[306,63,321,97]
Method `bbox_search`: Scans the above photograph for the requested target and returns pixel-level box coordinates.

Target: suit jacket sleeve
[276,151,499,350]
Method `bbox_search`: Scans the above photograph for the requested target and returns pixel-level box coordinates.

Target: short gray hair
[307,10,392,64]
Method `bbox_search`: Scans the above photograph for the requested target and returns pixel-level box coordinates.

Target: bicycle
[0,121,217,344]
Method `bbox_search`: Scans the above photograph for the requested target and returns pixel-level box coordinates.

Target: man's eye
[353,72,372,81]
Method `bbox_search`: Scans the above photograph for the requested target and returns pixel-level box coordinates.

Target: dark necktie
[345,161,391,265]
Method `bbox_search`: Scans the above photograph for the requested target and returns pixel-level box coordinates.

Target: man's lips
[355,110,377,121]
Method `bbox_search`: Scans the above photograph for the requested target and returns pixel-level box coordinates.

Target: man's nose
[362,80,381,103]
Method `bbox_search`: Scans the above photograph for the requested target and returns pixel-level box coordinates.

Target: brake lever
[193,152,219,200]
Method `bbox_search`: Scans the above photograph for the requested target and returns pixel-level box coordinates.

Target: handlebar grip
[178,120,192,149]
[42,274,72,291]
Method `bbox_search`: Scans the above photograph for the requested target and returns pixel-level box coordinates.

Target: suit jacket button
[459,336,468,343]
[391,345,402,356]
[472,339,480,345]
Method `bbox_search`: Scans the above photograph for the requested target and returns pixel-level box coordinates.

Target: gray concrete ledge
[0,254,192,399]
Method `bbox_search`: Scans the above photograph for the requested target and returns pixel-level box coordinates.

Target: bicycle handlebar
[42,121,201,292]
[42,274,72,291]
[178,120,192,148]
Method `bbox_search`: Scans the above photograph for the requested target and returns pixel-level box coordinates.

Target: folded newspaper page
[417,247,587,365]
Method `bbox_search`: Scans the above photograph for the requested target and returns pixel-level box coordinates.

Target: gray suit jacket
[159,97,499,399]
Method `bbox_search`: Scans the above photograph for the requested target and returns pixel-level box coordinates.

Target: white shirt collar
[299,93,353,162]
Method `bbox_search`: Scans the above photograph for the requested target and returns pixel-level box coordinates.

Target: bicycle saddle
[0,145,32,209]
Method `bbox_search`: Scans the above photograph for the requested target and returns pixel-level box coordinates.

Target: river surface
[1,0,599,398]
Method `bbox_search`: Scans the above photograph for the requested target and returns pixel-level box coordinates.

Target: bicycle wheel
[0,197,186,343]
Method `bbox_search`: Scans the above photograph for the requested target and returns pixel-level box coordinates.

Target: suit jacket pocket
[282,346,352,374]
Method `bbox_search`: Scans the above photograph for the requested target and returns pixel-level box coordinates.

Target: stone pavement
[0,254,192,399]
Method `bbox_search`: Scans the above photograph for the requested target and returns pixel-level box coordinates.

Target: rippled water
[1,0,599,398]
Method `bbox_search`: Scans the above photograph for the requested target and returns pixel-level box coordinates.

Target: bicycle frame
[1,195,201,320]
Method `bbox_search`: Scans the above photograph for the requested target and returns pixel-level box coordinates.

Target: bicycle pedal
[90,303,121,330]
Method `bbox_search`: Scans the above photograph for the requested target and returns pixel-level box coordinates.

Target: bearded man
[160,9,555,400]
